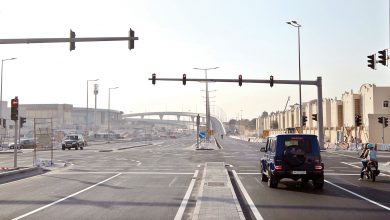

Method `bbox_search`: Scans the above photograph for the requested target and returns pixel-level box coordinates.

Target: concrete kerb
[0,166,47,184]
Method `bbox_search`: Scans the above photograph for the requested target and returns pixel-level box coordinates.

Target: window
[384,101,389,108]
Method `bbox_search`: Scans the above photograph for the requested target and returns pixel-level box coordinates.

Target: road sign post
[196,114,200,149]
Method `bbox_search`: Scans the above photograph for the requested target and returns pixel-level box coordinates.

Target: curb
[0,167,40,178]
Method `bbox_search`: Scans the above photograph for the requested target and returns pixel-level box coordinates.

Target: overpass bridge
[122,111,226,134]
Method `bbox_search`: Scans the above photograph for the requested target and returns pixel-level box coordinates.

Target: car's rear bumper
[273,170,324,180]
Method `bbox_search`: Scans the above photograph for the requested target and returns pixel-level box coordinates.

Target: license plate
[66,144,72,147]
[292,171,306,174]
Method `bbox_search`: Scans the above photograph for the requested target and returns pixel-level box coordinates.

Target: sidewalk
[193,162,245,220]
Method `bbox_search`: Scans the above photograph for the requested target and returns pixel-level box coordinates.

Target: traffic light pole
[150,75,325,150]
[382,118,385,144]
[13,119,18,168]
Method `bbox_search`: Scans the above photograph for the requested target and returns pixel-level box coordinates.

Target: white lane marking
[136,162,142,167]
[233,170,264,220]
[46,172,194,175]
[192,165,207,220]
[328,152,359,159]
[169,177,177,187]
[325,180,390,211]
[341,162,361,169]
[12,173,122,220]
[174,170,198,220]
[341,162,390,177]
[254,177,262,184]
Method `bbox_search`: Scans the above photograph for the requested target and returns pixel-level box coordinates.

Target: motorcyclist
[367,143,378,169]
[359,143,377,180]
[359,143,369,180]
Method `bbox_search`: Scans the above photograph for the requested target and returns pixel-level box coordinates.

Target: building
[257,83,390,145]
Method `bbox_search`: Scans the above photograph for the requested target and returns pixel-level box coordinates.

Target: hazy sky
[0,0,388,120]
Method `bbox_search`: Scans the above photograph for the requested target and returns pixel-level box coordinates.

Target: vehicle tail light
[315,165,323,170]
[275,165,283,171]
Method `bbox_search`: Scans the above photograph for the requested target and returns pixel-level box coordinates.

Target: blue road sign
[199,132,206,139]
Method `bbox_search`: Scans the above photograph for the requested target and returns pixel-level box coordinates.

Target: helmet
[367,143,373,149]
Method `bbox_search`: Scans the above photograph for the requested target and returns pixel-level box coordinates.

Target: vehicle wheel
[68,147,71,150]
[80,144,84,150]
[267,169,278,188]
[260,164,268,182]
[62,146,65,150]
[313,176,324,189]
[370,170,375,182]
[75,145,79,150]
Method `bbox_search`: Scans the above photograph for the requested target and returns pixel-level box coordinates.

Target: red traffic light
[11,98,18,106]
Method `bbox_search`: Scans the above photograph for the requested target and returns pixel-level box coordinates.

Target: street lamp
[0,57,16,146]
[193,67,219,141]
[86,78,99,134]
[287,20,303,133]
[107,86,119,143]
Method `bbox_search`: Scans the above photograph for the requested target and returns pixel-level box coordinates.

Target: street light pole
[107,87,118,143]
[193,67,219,142]
[0,57,16,146]
[86,79,99,135]
[287,20,303,133]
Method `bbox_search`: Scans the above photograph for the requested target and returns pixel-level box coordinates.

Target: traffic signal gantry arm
[148,74,320,86]
[149,73,326,150]
[0,28,139,51]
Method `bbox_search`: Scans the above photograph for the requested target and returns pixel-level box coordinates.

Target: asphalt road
[0,136,389,220]
[217,137,390,220]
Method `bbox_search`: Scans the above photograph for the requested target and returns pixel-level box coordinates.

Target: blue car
[260,134,324,189]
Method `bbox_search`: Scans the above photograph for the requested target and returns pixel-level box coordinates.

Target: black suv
[62,134,86,150]
[260,134,324,189]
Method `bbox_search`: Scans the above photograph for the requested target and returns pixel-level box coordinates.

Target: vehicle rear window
[284,137,312,153]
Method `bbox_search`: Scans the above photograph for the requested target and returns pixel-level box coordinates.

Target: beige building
[257,83,390,145]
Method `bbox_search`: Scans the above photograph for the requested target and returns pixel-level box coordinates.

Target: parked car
[260,134,324,189]
[9,139,37,149]
[62,134,86,150]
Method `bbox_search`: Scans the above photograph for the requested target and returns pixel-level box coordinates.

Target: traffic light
[270,75,274,87]
[70,29,76,51]
[152,73,156,85]
[378,49,388,66]
[385,117,389,128]
[20,117,26,128]
[367,54,376,70]
[238,74,242,86]
[182,74,187,85]
[355,114,362,126]
[11,96,19,121]
[378,117,384,124]
[312,114,317,121]
[302,115,307,126]
[3,119,6,128]
[129,28,135,50]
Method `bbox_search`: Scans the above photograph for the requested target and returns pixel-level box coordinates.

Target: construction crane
[283,96,291,112]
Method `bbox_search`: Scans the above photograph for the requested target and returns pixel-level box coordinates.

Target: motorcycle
[362,161,380,182]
